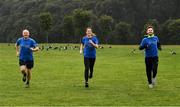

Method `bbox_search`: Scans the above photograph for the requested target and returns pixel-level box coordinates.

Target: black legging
[145,57,158,84]
[84,57,96,82]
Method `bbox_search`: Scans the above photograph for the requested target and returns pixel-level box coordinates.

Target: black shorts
[19,60,34,69]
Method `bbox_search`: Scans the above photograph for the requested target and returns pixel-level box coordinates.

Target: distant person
[80,27,99,88]
[15,29,39,88]
[139,26,162,88]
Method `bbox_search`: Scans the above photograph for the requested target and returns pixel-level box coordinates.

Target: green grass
[0,44,180,106]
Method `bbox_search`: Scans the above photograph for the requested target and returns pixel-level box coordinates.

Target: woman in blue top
[139,26,162,88]
[15,29,39,88]
[80,27,99,88]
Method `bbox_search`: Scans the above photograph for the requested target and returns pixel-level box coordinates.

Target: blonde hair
[92,33,96,36]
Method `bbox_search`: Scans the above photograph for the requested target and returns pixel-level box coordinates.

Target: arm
[157,37,162,51]
[157,42,162,51]
[139,38,147,50]
[31,40,39,52]
[139,45,148,50]
[80,43,83,54]
[30,47,39,52]
[15,44,20,57]
[139,46,146,50]
[89,40,99,48]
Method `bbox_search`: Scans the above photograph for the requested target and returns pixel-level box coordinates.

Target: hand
[16,51,19,57]
[31,47,39,52]
[158,47,162,51]
[30,48,37,52]
[80,50,83,54]
[89,40,94,44]
[30,48,34,51]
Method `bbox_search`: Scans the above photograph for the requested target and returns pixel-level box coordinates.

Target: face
[146,28,154,35]
[86,28,93,37]
[22,30,30,39]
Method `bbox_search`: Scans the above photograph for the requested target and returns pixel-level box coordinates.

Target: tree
[99,15,114,44]
[62,15,75,42]
[167,19,180,44]
[73,8,92,43]
[39,12,53,43]
[113,22,131,44]
[0,0,180,44]
[161,19,180,44]
[160,19,174,44]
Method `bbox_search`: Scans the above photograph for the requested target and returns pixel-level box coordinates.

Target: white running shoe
[152,78,156,86]
[148,84,154,89]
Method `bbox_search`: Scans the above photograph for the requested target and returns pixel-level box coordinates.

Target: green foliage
[39,12,53,31]
[99,15,113,31]
[62,15,75,42]
[161,19,180,44]
[168,19,180,37]
[0,0,180,44]
[113,22,131,44]
[39,12,53,43]
[73,8,92,40]
[99,15,114,44]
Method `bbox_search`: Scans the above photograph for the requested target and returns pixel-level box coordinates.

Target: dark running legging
[145,57,159,84]
[84,57,96,82]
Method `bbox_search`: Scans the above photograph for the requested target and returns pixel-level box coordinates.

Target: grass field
[0,43,180,106]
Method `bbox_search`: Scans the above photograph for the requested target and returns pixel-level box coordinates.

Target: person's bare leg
[20,65,27,82]
[25,69,31,88]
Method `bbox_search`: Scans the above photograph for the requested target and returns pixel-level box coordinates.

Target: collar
[23,37,29,39]
[147,34,154,38]
[86,35,93,39]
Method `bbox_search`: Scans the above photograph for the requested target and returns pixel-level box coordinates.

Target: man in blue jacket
[139,26,162,88]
